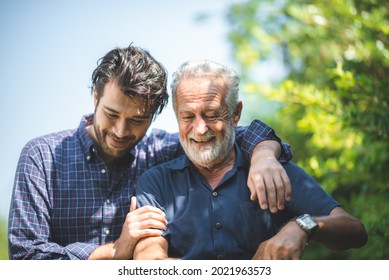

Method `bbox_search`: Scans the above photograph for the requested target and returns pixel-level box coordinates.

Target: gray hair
[170,59,240,116]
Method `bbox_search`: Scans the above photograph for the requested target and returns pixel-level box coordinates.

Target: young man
[8,45,292,260]
[134,59,367,260]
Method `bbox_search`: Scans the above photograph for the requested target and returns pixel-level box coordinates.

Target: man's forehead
[99,90,151,118]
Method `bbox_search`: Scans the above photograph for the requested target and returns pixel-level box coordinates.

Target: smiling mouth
[191,137,215,144]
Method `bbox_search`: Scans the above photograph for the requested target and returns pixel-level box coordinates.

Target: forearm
[89,228,139,260]
[251,140,281,161]
[312,207,368,250]
[88,241,132,260]
[8,211,96,259]
[133,236,169,260]
[8,238,98,260]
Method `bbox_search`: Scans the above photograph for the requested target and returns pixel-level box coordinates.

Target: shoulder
[140,155,187,179]
[282,161,325,194]
[21,129,76,156]
[144,129,178,141]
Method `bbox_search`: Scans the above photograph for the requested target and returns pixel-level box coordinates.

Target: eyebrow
[104,106,120,114]
[178,108,221,114]
[104,106,151,119]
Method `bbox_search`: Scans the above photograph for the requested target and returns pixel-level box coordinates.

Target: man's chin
[104,147,130,160]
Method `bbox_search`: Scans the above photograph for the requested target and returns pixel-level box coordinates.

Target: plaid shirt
[8,114,292,259]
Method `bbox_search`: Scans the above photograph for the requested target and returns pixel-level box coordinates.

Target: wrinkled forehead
[175,76,228,98]
[174,77,228,111]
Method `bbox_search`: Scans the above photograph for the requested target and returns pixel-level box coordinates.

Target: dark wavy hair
[91,44,168,119]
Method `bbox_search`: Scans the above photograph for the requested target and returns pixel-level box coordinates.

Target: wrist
[280,220,310,243]
[294,214,318,242]
[113,238,134,260]
[251,143,278,162]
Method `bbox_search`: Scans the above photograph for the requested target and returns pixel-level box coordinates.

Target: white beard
[181,121,235,168]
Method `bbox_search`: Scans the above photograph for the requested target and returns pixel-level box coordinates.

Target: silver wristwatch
[295,214,318,241]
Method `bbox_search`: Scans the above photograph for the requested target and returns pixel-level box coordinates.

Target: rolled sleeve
[237,119,293,163]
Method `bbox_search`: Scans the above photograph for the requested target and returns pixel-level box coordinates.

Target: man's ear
[93,87,99,107]
[233,101,243,126]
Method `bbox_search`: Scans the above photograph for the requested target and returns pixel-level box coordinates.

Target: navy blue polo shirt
[136,144,339,260]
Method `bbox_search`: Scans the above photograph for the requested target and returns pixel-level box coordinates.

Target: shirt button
[212,191,218,197]
[86,155,91,161]
[106,199,111,204]
[215,223,222,230]
[105,229,110,235]
[101,169,106,174]
[217,254,224,260]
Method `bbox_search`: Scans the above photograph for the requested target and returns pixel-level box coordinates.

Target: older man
[134,59,367,260]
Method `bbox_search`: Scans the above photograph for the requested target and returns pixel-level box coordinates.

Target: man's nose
[193,116,208,135]
[113,119,129,138]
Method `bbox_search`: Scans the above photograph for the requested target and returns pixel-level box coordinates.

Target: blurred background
[0,0,388,259]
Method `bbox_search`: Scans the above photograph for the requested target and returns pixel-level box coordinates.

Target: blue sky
[0,0,241,220]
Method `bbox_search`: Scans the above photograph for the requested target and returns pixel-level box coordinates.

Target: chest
[48,157,137,243]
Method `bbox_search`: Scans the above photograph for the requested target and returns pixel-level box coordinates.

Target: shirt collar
[77,114,95,162]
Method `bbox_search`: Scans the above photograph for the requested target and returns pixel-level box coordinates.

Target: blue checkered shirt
[8,114,292,259]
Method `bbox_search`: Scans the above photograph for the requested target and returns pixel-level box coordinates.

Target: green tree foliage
[0,220,8,259]
[227,0,389,259]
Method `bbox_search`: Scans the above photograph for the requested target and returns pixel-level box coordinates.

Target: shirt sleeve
[135,168,165,210]
[235,119,293,163]
[8,141,97,260]
[269,162,341,229]
[284,162,340,216]
[136,168,171,238]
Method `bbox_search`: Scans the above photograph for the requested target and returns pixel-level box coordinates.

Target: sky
[0,0,243,221]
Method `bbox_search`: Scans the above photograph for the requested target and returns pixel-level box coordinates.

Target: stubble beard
[93,117,130,161]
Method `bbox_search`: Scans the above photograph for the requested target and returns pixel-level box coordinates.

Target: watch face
[297,214,318,232]
[302,216,317,229]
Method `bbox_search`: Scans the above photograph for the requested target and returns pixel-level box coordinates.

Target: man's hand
[88,197,167,260]
[114,197,167,259]
[248,141,292,213]
[252,221,308,260]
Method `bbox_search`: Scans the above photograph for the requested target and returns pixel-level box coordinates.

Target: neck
[194,149,235,189]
